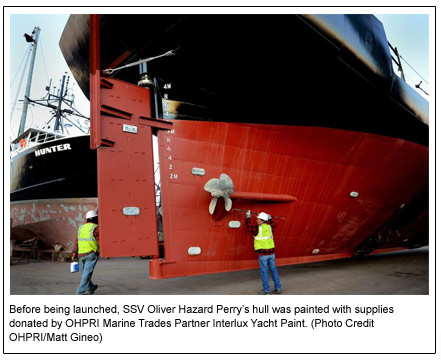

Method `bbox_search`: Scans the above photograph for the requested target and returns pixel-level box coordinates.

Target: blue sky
[7,11,432,139]
[376,14,429,91]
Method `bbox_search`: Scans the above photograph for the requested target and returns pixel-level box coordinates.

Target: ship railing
[10,129,66,158]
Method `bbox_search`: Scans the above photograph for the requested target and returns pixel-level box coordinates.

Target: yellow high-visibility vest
[254,223,275,250]
[77,223,98,254]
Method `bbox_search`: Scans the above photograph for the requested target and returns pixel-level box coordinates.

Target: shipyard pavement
[9,247,428,295]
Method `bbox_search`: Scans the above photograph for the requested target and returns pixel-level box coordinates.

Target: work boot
[273,288,282,294]
[86,284,98,294]
[258,289,270,295]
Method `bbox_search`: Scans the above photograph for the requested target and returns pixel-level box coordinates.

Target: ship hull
[151,120,428,278]
[10,135,96,201]
[54,14,430,278]
[10,135,97,251]
[10,198,98,252]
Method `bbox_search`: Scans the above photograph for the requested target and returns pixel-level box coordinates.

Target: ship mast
[54,73,67,132]
[17,26,40,137]
[24,73,89,135]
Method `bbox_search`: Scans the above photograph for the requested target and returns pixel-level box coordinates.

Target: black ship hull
[11,135,97,202]
[10,134,97,251]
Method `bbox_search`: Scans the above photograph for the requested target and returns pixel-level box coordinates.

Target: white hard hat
[86,209,98,220]
[257,212,269,221]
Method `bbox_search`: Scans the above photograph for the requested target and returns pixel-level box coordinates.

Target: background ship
[15,14,428,278]
[10,27,97,254]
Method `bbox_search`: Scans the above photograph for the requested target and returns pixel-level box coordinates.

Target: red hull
[88,76,428,279]
[80,14,428,279]
[150,121,428,278]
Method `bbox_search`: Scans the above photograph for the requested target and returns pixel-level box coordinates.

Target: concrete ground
[9,247,428,295]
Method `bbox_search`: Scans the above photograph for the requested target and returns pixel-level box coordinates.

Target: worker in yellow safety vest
[246,211,282,295]
[71,209,99,295]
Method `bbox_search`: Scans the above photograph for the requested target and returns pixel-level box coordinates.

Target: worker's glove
[71,252,77,261]
[245,210,251,218]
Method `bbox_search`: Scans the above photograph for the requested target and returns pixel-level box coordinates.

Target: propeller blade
[224,197,232,212]
[204,178,219,192]
[209,197,218,215]
[219,173,234,193]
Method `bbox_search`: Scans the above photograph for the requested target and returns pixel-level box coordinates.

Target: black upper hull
[60,14,428,146]
[10,135,97,202]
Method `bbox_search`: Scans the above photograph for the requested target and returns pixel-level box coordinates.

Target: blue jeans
[76,252,98,295]
[259,253,281,293]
